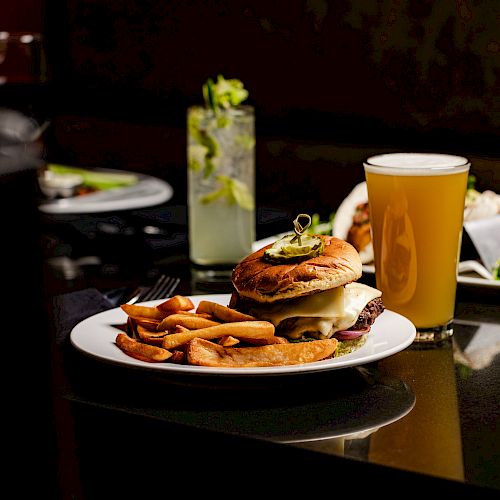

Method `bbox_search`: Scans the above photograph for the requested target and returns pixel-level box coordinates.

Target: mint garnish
[200,175,254,211]
[203,75,249,113]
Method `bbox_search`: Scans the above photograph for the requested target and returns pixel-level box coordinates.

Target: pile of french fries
[115,295,338,368]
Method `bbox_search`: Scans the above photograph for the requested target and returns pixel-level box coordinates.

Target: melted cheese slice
[255,286,346,325]
[249,283,382,339]
[333,283,382,332]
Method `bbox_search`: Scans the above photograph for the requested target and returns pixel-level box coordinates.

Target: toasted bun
[231,235,362,303]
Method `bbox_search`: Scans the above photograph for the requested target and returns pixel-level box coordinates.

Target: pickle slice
[264,234,324,263]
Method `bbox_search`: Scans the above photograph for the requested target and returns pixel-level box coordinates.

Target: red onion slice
[334,327,371,340]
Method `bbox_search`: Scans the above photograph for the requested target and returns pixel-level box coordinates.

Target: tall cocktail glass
[364,153,470,342]
[187,104,255,279]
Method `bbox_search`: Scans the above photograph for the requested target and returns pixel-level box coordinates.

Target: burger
[230,234,384,353]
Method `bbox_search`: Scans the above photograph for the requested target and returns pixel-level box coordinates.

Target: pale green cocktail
[187,100,255,267]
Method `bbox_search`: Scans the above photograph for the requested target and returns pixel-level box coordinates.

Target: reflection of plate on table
[70,294,416,377]
[38,170,173,214]
[137,368,416,444]
[278,370,415,444]
[362,263,500,289]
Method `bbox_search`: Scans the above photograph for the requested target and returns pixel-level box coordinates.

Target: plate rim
[70,293,416,377]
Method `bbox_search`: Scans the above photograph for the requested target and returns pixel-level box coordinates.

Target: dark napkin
[52,287,114,345]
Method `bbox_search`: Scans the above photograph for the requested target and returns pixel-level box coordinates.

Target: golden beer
[364,153,469,339]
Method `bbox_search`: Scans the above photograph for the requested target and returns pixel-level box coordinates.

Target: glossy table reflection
[46,256,500,498]
[299,339,464,481]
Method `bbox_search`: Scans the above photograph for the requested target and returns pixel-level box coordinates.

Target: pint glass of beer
[364,153,470,342]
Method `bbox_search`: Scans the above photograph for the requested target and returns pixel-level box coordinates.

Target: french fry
[115,294,346,368]
[168,350,185,364]
[162,321,275,350]
[120,304,167,321]
[138,337,165,347]
[133,317,161,329]
[127,316,138,339]
[174,311,213,319]
[186,337,338,367]
[156,313,221,332]
[196,301,256,323]
[156,295,194,314]
[219,335,240,347]
[116,333,172,362]
[137,325,166,338]
[136,325,167,347]
[242,336,289,346]
[127,317,161,340]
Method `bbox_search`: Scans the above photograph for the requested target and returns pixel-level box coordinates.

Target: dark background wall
[4,1,500,217]
[45,1,500,138]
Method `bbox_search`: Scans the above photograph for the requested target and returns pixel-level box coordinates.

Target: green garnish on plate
[48,164,138,190]
[308,212,336,235]
[465,174,481,206]
[492,259,500,280]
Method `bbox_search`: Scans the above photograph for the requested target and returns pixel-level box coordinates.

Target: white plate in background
[38,170,173,214]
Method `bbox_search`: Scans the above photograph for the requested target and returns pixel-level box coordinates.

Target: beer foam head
[364,153,470,176]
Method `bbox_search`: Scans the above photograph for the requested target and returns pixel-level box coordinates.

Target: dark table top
[32,200,500,498]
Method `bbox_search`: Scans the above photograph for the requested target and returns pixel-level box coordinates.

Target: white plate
[455,275,500,289]
[70,294,416,376]
[38,170,173,214]
[362,264,376,274]
[362,263,500,289]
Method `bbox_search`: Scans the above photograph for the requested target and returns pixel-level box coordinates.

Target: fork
[126,275,181,305]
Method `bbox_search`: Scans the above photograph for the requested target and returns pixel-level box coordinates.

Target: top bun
[231,235,362,303]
